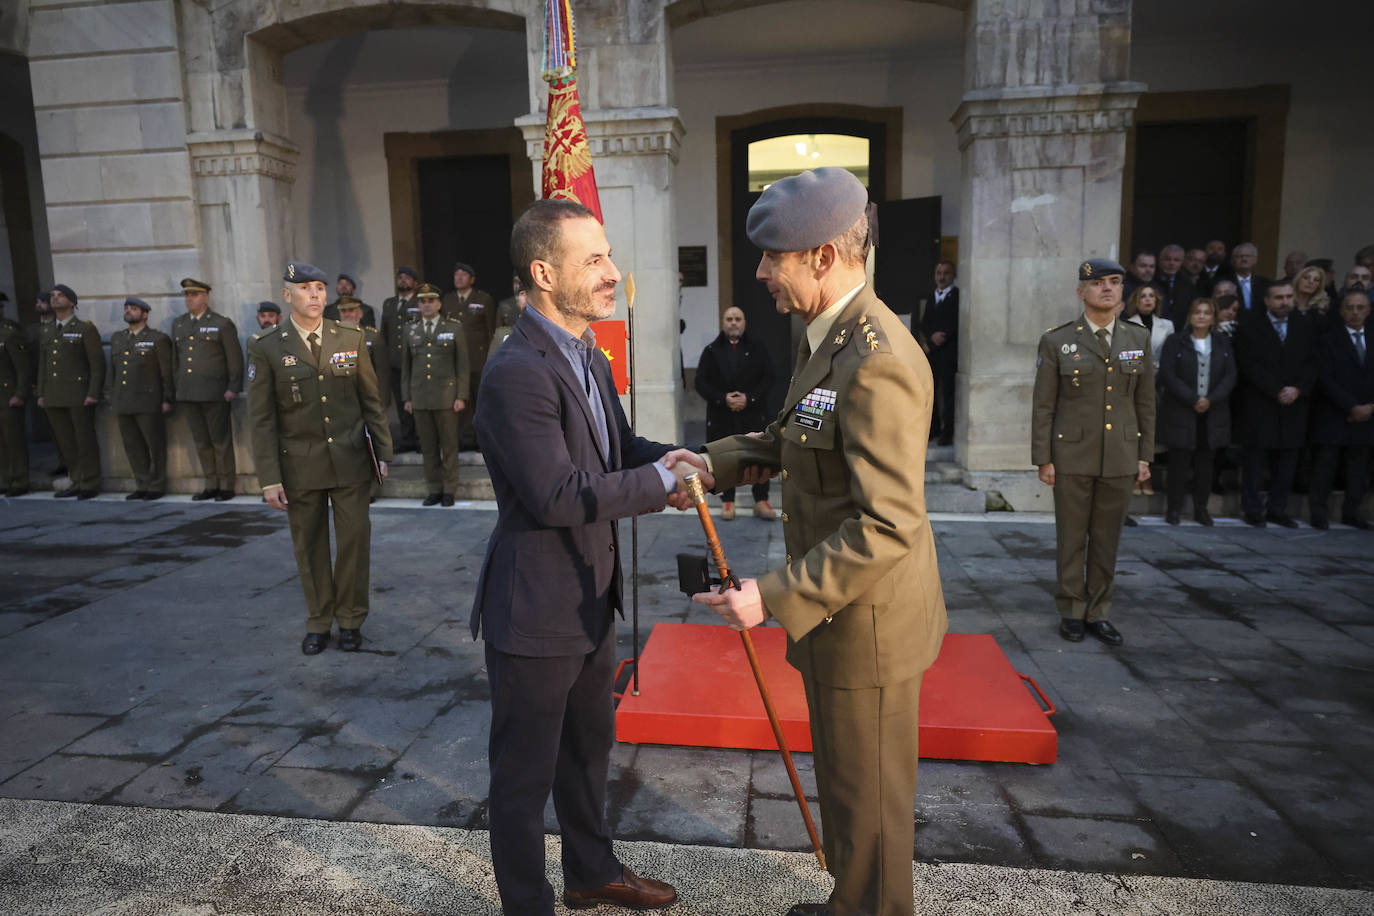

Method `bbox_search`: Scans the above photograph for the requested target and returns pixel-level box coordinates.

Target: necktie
[1275,320,1286,343]
[1096,327,1109,355]
[427,320,436,338]
[1356,330,1366,363]
[308,331,321,363]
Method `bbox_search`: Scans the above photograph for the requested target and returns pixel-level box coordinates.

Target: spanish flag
[541,0,602,222]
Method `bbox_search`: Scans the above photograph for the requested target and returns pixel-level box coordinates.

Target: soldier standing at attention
[379,267,420,452]
[403,283,468,506]
[38,284,104,499]
[442,261,494,449]
[338,295,389,503]
[1031,259,1156,647]
[172,278,243,500]
[691,168,947,916]
[110,297,173,500]
[0,303,32,496]
[247,261,392,655]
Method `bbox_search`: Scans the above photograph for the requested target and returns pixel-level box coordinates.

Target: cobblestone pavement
[0,495,1371,906]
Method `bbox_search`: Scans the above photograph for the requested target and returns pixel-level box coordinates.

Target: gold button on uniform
[327,437,333,443]
[1105,423,1113,430]
[1106,385,1112,391]
[1105,404,1112,411]
[780,469,789,481]
[785,554,792,564]
[800,434,808,443]
[780,512,789,523]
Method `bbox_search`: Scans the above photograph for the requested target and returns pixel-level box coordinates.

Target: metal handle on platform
[1018,673,1057,717]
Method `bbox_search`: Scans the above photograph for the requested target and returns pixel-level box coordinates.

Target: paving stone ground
[0,494,1371,911]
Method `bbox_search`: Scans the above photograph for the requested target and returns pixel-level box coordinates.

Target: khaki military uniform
[0,319,32,490]
[171,309,243,492]
[110,326,174,494]
[705,286,948,916]
[247,319,393,634]
[380,294,420,447]
[402,315,470,497]
[1031,315,1156,621]
[442,288,495,446]
[38,318,105,491]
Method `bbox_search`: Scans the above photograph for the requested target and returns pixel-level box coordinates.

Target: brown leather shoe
[753,500,775,520]
[564,866,677,910]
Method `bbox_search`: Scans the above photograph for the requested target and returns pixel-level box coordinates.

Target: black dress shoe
[1244,513,1266,528]
[1266,513,1299,528]
[214,489,234,501]
[1086,620,1124,646]
[54,487,79,498]
[1311,517,1330,531]
[338,628,362,652]
[126,491,146,501]
[301,632,328,655]
[1059,618,1085,642]
[786,904,833,915]
[422,494,442,507]
[191,488,216,501]
[564,867,676,910]
[1123,515,1139,527]
[76,490,99,500]
[1165,510,1180,526]
[440,493,454,507]
[1194,509,1214,527]
[1343,516,1372,530]
[143,491,164,500]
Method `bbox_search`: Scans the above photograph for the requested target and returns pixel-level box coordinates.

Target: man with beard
[1340,265,1371,301]
[380,267,421,451]
[918,259,960,446]
[256,302,281,329]
[1183,247,1207,290]
[694,305,775,519]
[472,199,703,915]
[324,273,376,327]
[171,278,243,500]
[110,297,173,499]
[1198,239,1228,295]
[38,284,104,498]
[1122,249,1163,303]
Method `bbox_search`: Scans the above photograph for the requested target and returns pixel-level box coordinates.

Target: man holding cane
[692,167,947,916]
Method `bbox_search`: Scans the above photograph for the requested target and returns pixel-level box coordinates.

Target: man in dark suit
[1199,239,1229,295]
[694,305,775,518]
[472,199,702,916]
[1235,279,1318,526]
[1219,242,1271,313]
[1156,244,1198,322]
[1309,290,1374,529]
[917,259,959,445]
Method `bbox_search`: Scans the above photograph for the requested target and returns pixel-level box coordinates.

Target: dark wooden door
[417,154,514,295]
[1132,121,1248,252]
[874,196,941,315]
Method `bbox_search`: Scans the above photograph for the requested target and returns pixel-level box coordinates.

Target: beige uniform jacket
[171,310,243,401]
[1031,315,1156,476]
[246,320,392,491]
[110,327,173,414]
[704,286,948,689]
[37,318,105,407]
[402,316,470,409]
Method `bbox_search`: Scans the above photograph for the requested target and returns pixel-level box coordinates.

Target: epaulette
[1123,316,1147,328]
[1047,319,1076,333]
[250,327,274,341]
[852,314,891,358]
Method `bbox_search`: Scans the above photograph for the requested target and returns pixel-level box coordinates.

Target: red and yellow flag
[541,0,602,221]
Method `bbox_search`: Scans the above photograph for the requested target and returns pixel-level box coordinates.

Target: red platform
[615,624,1057,764]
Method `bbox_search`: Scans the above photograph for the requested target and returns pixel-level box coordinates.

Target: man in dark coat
[1234,279,1318,526]
[472,200,701,915]
[1308,290,1374,529]
[917,259,959,445]
[694,306,775,519]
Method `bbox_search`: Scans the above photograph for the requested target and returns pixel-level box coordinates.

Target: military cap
[746,167,868,253]
[1305,257,1333,271]
[257,301,281,315]
[283,261,328,284]
[336,295,363,309]
[338,273,357,287]
[1077,258,1125,281]
[416,282,443,299]
[453,261,476,277]
[396,266,417,279]
[180,277,212,293]
[123,296,151,312]
[52,283,78,304]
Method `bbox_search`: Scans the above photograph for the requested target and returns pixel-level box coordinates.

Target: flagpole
[626,273,640,696]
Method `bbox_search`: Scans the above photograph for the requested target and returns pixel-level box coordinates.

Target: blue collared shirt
[526,307,675,493]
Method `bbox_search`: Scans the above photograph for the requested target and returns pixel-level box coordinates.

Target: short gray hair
[830,212,871,268]
[1160,243,1184,256]
[1234,242,1258,256]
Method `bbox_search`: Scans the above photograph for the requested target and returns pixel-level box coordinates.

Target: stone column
[953,0,1144,510]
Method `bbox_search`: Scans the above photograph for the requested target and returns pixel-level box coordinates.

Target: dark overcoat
[1155,330,1237,449]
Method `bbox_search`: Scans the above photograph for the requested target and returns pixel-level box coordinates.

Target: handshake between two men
[656,448,775,633]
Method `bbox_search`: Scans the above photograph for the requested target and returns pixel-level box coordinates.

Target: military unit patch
[282,354,298,367]
[799,387,836,416]
[437,332,455,341]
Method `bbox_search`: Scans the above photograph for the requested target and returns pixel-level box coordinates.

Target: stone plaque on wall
[678,246,707,287]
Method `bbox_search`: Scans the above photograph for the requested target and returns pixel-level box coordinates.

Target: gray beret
[1077,258,1125,281]
[746,167,869,253]
[283,261,328,284]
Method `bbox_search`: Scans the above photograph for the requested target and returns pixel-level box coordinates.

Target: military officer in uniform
[403,282,468,506]
[171,278,243,500]
[1031,259,1156,647]
[256,301,282,330]
[379,267,421,452]
[38,284,104,499]
[110,297,173,500]
[247,261,392,655]
[442,261,495,448]
[690,168,948,916]
[337,296,389,403]
[0,306,31,495]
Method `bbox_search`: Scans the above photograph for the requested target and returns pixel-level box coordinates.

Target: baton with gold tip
[626,273,641,696]
[683,471,826,870]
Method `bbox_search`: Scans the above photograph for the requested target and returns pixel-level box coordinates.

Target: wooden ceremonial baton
[626,273,640,696]
[683,472,826,870]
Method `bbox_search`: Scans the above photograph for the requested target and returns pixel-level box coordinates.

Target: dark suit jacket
[1217,271,1271,312]
[1235,310,1318,449]
[1312,326,1374,446]
[695,330,774,439]
[917,286,958,374]
[1155,272,1198,323]
[471,308,674,657]
[1156,331,1237,450]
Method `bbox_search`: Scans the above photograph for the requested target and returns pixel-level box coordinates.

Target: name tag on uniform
[437,332,455,341]
[135,340,155,349]
[1118,349,1144,360]
[793,413,823,430]
[201,327,218,335]
[330,350,358,365]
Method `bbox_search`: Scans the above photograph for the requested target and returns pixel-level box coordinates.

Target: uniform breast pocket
[1059,356,1095,391]
[330,361,356,377]
[781,413,841,495]
[1121,359,1144,392]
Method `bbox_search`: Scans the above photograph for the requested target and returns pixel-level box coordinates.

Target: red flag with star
[541,0,602,221]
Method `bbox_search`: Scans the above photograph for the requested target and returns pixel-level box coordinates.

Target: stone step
[926,460,964,485]
[925,482,987,513]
